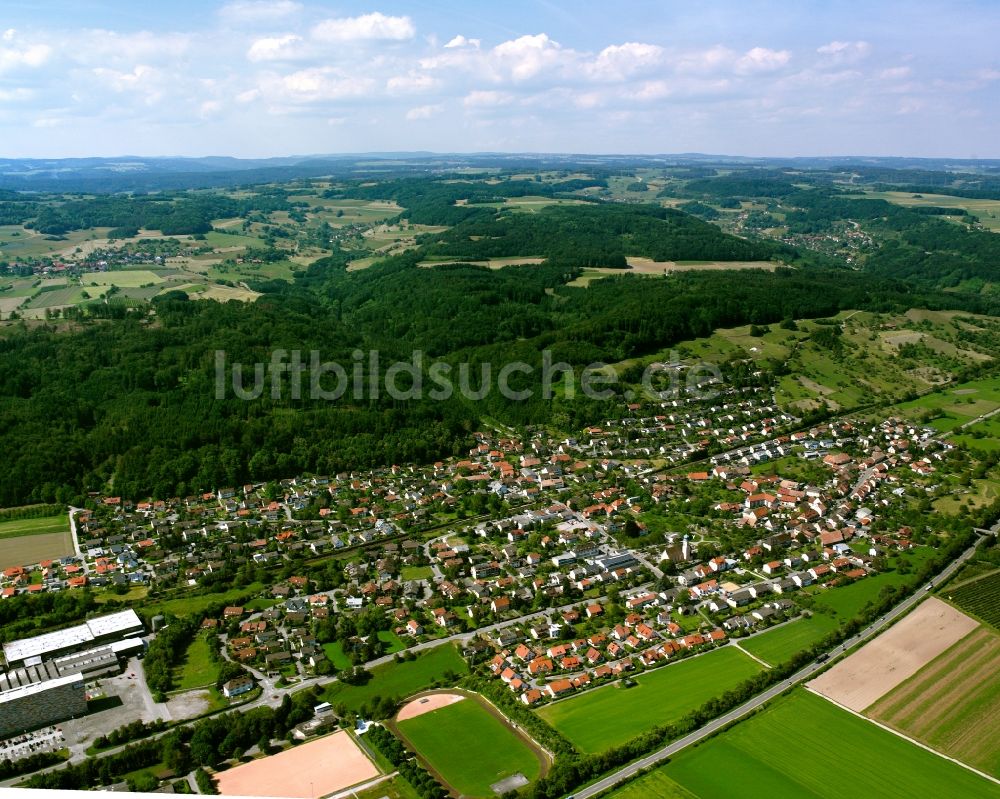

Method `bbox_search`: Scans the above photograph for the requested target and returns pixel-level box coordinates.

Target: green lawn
[536,647,763,754]
[0,513,69,540]
[173,633,218,691]
[400,565,433,581]
[378,630,406,654]
[145,583,265,619]
[322,645,468,712]
[619,689,1000,799]
[740,615,840,666]
[323,641,353,670]
[350,775,420,799]
[397,697,541,797]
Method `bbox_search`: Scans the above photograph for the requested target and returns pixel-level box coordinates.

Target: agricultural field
[536,647,763,754]
[867,625,1000,777]
[0,512,70,539]
[396,694,543,797]
[322,645,468,713]
[945,571,1000,630]
[0,531,74,570]
[862,190,1000,233]
[608,690,1000,799]
[81,270,164,287]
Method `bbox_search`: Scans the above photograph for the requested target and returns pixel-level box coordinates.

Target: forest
[1,161,999,503]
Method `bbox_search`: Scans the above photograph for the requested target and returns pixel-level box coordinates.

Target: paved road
[571,535,986,799]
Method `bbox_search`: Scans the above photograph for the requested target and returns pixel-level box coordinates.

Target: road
[571,534,986,799]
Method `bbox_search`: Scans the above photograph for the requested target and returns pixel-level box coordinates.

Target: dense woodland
[1,162,1000,503]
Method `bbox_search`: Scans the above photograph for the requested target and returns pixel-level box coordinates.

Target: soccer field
[607,689,1000,798]
[536,647,763,754]
[396,695,543,797]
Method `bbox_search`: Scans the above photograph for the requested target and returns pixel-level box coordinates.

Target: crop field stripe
[657,690,1000,799]
[814,690,1000,790]
[867,627,1000,777]
[946,571,1000,630]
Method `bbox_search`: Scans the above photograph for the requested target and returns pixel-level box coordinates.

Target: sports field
[867,625,1000,777]
[606,690,1000,799]
[396,693,544,797]
[322,644,468,713]
[214,730,379,798]
[536,647,763,754]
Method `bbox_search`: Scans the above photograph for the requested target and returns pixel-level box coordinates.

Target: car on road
[815,653,828,663]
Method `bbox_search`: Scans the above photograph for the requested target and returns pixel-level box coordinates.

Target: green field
[82,270,165,287]
[0,513,69,540]
[322,645,468,712]
[946,571,1000,630]
[740,614,839,666]
[173,632,218,691]
[536,647,763,754]
[350,775,420,799]
[607,690,1000,799]
[400,565,434,581]
[144,582,265,618]
[322,641,353,670]
[377,630,406,654]
[397,696,542,797]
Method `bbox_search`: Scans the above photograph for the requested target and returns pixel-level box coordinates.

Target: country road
[570,533,988,798]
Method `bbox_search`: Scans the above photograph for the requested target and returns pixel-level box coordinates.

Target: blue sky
[0,1,997,158]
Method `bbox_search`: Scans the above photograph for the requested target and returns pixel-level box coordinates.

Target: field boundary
[805,687,1000,787]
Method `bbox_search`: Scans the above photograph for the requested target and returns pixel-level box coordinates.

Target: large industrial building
[0,672,87,738]
[0,609,145,737]
[2,608,144,669]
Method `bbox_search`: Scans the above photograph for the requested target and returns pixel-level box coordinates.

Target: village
[0,371,957,728]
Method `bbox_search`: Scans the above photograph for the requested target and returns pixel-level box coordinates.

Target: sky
[0,0,998,159]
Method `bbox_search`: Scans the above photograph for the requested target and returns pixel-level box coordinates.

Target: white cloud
[629,80,672,101]
[0,41,52,73]
[406,103,442,120]
[444,35,480,49]
[312,13,415,43]
[199,100,222,118]
[0,87,34,101]
[247,34,301,62]
[817,40,871,65]
[386,72,439,93]
[218,1,302,24]
[492,33,565,81]
[879,66,912,80]
[261,67,374,103]
[735,47,791,74]
[976,68,1000,81]
[673,45,736,74]
[464,89,514,108]
[587,42,664,81]
[236,88,261,103]
[92,64,157,92]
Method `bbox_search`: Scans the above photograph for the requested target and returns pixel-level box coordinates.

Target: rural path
[68,506,84,564]
[570,534,987,799]
[730,641,771,668]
